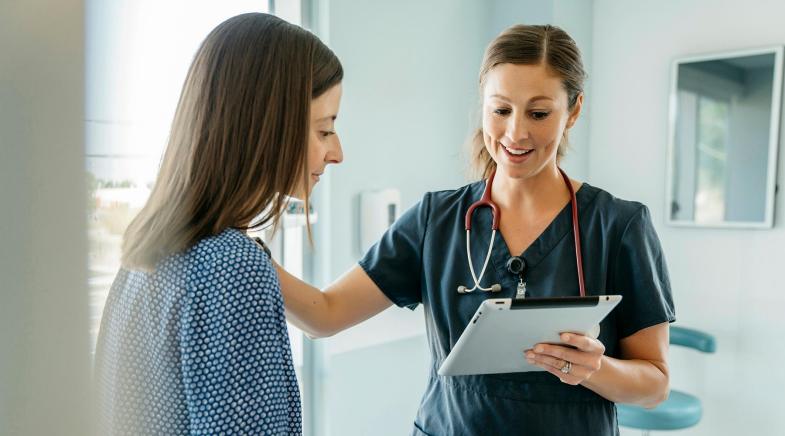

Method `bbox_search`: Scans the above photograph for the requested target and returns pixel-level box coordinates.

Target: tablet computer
[438,295,622,376]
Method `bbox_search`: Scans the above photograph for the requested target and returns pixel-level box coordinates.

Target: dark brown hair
[471,24,586,179]
[122,13,343,270]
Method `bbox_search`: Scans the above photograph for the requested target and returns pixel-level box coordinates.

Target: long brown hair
[470,24,586,179]
[122,13,343,270]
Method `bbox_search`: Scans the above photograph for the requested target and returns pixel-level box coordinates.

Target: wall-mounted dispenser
[359,188,401,253]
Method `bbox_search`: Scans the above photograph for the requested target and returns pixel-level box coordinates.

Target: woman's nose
[506,115,529,144]
[326,135,343,164]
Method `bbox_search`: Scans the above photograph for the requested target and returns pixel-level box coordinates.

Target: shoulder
[183,228,278,299]
[427,180,484,202]
[388,181,482,232]
[581,183,651,229]
[426,180,484,205]
[577,183,660,247]
[415,180,484,222]
[188,228,270,267]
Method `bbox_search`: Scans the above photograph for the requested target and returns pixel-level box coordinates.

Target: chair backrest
[670,325,716,353]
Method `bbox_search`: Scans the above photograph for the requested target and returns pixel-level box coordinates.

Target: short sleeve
[358,193,431,310]
[180,248,301,434]
[612,205,676,339]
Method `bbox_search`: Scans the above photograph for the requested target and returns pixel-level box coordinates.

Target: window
[85,0,307,400]
[694,95,730,222]
[674,89,730,222]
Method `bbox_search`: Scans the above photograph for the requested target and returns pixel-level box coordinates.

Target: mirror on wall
[666,47,783,228]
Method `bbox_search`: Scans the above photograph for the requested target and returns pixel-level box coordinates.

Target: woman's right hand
[274,263,393,338]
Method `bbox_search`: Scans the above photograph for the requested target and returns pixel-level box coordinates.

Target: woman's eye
[530,111,550,120]
[320,130,335,138]
[493,108,511,116]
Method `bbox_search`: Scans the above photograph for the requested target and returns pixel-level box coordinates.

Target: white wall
[312,1,487,433]
[324,335,429,436]
[0,0,91,435]
[311,0,491,364]
[590,1,785,434]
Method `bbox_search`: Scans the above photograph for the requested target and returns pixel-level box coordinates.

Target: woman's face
[296,83,344,199]
[481,63,582,181]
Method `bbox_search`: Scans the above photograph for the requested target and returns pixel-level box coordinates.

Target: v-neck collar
[469,181,600,291]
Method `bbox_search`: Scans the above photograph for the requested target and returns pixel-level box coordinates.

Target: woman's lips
[501,145,534,163]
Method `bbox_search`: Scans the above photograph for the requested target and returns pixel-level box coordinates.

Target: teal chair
[617,326,716,435]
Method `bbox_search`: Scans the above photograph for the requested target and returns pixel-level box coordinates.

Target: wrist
[580,354,608,387]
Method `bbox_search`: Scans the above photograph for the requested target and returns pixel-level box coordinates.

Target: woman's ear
[566,92,584,129]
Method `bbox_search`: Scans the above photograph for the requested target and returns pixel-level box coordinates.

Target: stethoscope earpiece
[457,284,500,294]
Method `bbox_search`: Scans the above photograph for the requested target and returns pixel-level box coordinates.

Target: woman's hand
[525,333,605,385]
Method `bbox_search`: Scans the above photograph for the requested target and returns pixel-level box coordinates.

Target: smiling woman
[471,25,586,181]
[275,23,675,436]
[481,63,583,183]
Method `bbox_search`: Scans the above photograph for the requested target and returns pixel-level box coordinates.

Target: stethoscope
[457,167,586,298]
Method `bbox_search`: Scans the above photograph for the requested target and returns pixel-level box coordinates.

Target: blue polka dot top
[95,228,302,435]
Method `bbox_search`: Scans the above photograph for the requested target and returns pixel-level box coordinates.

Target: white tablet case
[438,296,622,376]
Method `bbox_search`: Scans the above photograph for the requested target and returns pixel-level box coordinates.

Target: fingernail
[535,346,544,353]
[562,333,571,341]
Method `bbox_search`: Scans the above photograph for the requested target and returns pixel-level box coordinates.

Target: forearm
[581,356,669,408]
[275,263,393,338]
[275,263,337,338]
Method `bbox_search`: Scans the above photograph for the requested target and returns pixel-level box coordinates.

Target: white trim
[765,46,783,228]
[665,46,783,229]
[298,4,330,436]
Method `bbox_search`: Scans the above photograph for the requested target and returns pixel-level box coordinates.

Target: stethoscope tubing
[459,167,586,297]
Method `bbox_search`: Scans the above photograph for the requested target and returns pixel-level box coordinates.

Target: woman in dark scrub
[277,24,674,436]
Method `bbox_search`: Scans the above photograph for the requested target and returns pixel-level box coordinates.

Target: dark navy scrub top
[358,181,676,436]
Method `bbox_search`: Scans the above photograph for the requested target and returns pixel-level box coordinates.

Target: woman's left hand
[525,333,605,385]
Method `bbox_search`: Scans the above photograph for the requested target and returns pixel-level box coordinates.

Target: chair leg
[642,430,651,436]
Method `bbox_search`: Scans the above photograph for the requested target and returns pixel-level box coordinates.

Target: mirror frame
[666,46,783,229]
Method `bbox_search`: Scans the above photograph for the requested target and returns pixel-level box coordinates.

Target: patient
[94,13,343,435]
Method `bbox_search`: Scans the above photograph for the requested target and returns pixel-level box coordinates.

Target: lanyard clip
[515,275,527,299]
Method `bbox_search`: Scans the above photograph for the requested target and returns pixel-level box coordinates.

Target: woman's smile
[501,143,535,163]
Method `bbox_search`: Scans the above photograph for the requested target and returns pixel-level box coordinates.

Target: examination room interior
[2,0,784,435]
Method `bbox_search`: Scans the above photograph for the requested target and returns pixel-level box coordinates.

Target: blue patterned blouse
[95,228,301,435]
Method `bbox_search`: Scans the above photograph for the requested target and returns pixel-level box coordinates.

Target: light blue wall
[486,0,554,42]
[324,336,429,435]
[310,2,487,434]
[313,0,485,280]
